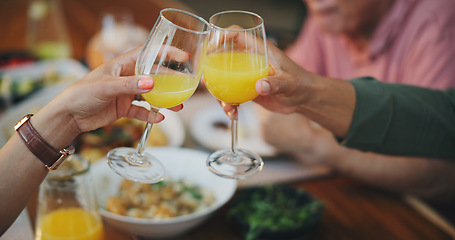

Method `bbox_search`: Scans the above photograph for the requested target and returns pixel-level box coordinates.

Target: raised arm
[0,48,183,234]
[255,42,455,159]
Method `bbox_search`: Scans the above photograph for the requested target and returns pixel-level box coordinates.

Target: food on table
[0,70,72,106]
[229,185,324,240]
[106,179,215,219]
[75,118,168,162]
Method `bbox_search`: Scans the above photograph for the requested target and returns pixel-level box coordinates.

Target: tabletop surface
[1,0,454,239]
[22,174,453,240]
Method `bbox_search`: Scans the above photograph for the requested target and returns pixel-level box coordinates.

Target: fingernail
[138,77,154,90]
[176,52,191,62]
[261,80,271,94]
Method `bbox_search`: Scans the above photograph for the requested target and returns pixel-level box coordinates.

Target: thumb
[137,76,155,92]
[104,75,155,97]
[256,76,285,96]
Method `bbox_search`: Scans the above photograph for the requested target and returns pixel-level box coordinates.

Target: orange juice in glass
[203,51,268,104]
[35,155,104,240]
[204,10,268,179]
[141,73,198,109]
[36,208,104,240]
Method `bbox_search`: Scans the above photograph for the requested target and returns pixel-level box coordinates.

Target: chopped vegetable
[229,185,324,240]
[106,179,215,219]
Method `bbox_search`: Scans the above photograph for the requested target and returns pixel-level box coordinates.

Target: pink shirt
[286,0,455,89]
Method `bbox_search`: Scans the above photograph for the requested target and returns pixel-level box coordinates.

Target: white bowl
[90,147,237,238]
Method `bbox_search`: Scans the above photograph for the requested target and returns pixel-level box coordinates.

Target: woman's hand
[36,48,183,148]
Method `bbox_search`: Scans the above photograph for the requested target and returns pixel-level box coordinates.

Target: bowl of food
[228,184,324,240]
[90,147,237,238]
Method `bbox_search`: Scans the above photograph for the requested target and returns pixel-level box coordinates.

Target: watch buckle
[45,147,75,171]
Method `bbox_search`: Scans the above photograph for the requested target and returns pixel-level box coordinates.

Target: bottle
[26,0,72,59]
[35,155,105,240]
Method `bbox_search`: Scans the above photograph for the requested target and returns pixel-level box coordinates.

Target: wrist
[294,71,321,114]
[30,103,80,150]
[296,74,356,138]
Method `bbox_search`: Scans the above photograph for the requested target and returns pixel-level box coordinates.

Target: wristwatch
[14,114,75,170]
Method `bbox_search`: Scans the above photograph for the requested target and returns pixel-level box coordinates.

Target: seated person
[288,0,455,89]
[257,0,455,203]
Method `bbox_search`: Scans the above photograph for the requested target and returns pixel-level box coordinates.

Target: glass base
[207,148,264,179]
[107,147,165,183]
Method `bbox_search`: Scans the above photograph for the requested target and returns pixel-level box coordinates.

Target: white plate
[0,59,89,105]
[0,58,89,81]
[90,146,237,238]
[189,102,276,157]
[0,59,89,147]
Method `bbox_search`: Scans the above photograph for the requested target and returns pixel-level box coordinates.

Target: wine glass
[107,8,210,183]
[203,10,268,179]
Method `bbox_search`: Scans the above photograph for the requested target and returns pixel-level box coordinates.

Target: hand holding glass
[107,8,209,183]
[203,10,268,179]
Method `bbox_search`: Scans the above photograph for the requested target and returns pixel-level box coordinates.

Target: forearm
[332,147,455,202]
[0,103,78,234]
[0,134,47,234]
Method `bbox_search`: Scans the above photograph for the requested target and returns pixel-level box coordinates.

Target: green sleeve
[343,77,455,160]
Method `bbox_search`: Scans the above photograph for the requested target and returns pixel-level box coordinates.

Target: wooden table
[22,92,454,240]
[1,0,453,239]
[102,176,454,240]
[23,174,453,240]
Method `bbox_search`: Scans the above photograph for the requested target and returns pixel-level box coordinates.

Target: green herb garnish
[229,185,323,240]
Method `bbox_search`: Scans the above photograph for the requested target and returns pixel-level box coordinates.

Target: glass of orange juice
[106,8,210,184]
[203,10,268,179]
[35,155,104,240]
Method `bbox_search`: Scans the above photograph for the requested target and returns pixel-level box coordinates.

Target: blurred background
[0,0,306,64]
[0,0,306,110]
[1,1,454,240]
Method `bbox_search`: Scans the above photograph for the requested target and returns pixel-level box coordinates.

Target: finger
[108,47,142,76]
[154,112,165,123]
[214,25,255,47]
[220,101,234,114]
[201,76,206,87]
[159,46,191,62]
[142,45,191,63]
[110,46,189,77]
[167,104,183,112]
[208,26,266,53]
[126,105,165,123]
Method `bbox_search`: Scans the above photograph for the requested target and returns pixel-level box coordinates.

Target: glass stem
[137,108,159,155]
[230,104,239,159]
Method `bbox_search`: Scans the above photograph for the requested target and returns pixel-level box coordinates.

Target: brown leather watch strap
[15,114,74,170]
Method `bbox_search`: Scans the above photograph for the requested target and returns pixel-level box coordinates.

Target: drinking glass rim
[209,10,264,32]
[47,155,90,180]
[160,8,210,35]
